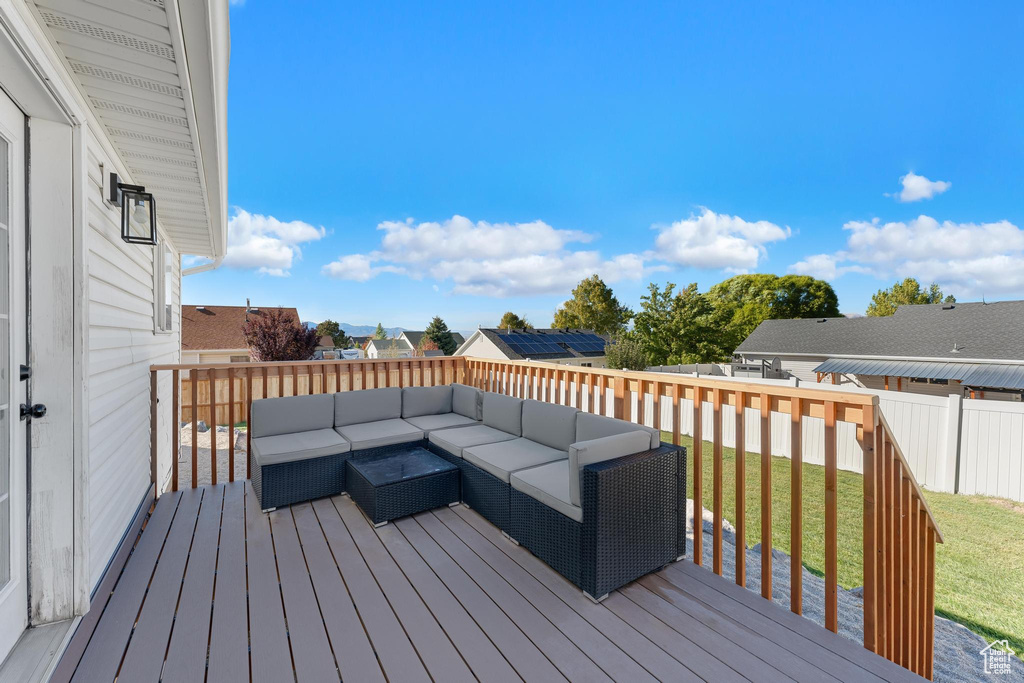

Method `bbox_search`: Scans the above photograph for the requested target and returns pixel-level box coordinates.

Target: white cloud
[888,172,951,202]
[223,208,326,276]
[321,215,648,296]
[788,215,1024,296]
[651,208,791,271]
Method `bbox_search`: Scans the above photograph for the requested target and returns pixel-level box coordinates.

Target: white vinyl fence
[608,374,1020,502]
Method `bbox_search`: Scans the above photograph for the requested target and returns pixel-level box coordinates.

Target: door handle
[20,403,47,421]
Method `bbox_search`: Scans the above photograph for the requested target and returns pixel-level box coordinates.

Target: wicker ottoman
[346,446,460,526]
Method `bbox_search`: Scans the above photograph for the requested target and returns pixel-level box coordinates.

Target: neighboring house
[350,335,372,349]
[316,335,336,352]
[366,337,414,358]
[455,328,610,367]
[0,0,228,671]
[399,330,466,354]
[736,301,1024,400]
[182,305,301,363]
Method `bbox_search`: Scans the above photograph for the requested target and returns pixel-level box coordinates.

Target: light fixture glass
[110,173,158,245]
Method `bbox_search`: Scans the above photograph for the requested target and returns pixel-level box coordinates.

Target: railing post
[191,369,198,489]
[210,369,217,486]
[862,402,877,651]
[712,387,723,575]
[693,387,703,567]
[229,368,236,483]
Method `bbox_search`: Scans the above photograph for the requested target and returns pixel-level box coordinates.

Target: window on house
[154,242,174,333]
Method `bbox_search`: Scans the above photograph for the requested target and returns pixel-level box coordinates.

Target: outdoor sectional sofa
[250,382,686,600]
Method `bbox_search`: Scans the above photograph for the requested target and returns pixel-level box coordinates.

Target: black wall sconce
[109,172,158,245]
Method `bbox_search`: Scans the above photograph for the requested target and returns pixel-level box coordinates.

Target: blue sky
[184,1,1024,331]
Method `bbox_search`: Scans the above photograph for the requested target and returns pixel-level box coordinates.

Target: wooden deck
[53,482,924,682]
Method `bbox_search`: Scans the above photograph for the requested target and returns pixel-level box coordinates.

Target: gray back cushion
[575,413,660,449]
[452,383,483,420]
[402,386,453,418]
[522,399,578,451]
[335,387,402,427]
[569,430,653,505]
[482,392,524,436]
[251,394,334,438]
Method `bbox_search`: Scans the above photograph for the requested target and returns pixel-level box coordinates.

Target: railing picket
[734,390,745,586]
[901,474,911,669]
[712,387,723,575]
[791,396,802,614]
[247,367,253,479]
[759,392,771,599]
[693,387,703,567]
[191,369,198,489]
[824,400,837,632]
[671,384,681,446]
[862,403,877,651]
[229,368,235,482]
[925,526,935,679]
[172,369,179,492]
[210,370,217,486]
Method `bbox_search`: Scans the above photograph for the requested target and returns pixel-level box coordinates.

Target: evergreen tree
[423,316,458,355]
[374,322,388,339]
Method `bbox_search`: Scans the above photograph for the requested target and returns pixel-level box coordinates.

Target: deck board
[161,485,224,683]
[53,483,929,683]
[206,481,250,683]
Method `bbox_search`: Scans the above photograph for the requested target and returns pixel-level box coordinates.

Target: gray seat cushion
[511,460,582,522]
[522,399,578,451]
[428,424,517,458]
[482,392,524,436]
[405,412,478,433]
[453,383,483,420]
[568,431,653,506]
[463,437,568,483]
[251,394,334,438]
[252,428,351,467]
[335,418,423,450]
[402,385,453,418]
[335,387,402,427]
[575,412,660,449]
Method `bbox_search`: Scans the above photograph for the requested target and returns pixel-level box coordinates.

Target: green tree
[866,278,955,316]
[498,311,533,330]
[707,274,840,350]
[423,315,458,355]
[631,283,734,364]
[604,335,649,371]
[315,319,350,348]
[552,274,632,335]
[374,322,388,339]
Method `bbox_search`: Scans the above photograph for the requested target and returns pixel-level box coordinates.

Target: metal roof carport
[813,358,1024,391]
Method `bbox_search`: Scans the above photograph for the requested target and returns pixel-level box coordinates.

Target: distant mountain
[304,321,406,337]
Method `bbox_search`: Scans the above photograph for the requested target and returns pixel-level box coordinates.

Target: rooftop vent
[817,318,827,323]
[195,306,206,311]
[942,304,955,310]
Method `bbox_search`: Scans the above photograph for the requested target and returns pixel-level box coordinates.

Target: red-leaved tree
[242,309,319,361]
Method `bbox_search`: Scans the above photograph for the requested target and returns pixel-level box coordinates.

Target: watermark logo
[980,640,1015,676]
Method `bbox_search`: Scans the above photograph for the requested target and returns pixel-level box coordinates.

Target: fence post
[945,394,963,494]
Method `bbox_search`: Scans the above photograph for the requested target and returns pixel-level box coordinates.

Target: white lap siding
[85,131,181,589]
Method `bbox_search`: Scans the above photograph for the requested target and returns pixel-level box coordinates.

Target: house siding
[85,131,181,589]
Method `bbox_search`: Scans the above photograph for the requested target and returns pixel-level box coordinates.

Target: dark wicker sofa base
[251,438,432,511]
[427,441,513,532]
[510,444,687,600]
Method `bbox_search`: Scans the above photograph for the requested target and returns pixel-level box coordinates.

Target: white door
[0,88,27,661]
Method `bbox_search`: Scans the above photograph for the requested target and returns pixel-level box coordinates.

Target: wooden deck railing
[149,355,941,679]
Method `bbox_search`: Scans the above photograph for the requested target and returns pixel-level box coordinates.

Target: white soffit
[33,0,227,258]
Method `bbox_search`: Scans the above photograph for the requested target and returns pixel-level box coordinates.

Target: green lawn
[675,434,1024,654]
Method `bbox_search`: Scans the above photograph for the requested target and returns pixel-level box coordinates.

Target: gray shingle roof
[401,331,465,349]
[736,300,1024,361]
